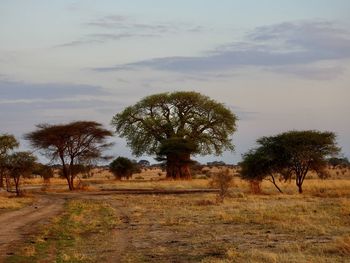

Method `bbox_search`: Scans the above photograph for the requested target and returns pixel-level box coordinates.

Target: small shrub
[209,168,234,203]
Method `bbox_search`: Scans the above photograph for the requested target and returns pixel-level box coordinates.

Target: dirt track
[0,194,66,261]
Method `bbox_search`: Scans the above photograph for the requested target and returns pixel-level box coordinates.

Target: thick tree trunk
[166,153,192,180]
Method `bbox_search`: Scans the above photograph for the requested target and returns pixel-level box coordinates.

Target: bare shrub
[209,168,234,203]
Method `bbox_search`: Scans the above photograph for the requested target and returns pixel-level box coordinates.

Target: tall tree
[256,130,340,193]
[25,121,113,190]
[0,134,19,188]
[112,91,237,179]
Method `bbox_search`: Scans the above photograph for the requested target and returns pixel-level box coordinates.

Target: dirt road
[0,194,65,261]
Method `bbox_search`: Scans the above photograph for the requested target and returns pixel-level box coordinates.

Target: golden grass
[0,195,33,210]
[3,166,350,262]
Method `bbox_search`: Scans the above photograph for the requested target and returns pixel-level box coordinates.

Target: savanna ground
[1,166,350,263]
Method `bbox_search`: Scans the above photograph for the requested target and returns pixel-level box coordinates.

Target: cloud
[0,81,109,100]
[57,14,203,47]
[268,65,345,80]
[92,20,350,79]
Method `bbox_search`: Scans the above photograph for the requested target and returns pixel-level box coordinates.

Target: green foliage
[112,91,237,157]
[7,151,37,196]
[0,133,19,188]
[240,147,283,193]
[328,157,350,168]
[242,130,340,193]
[109,156,140,180]
[33,163,54,180]
[156,137,197,162]
[0,134,19,156]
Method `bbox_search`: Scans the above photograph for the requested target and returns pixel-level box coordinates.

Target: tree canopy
[241,130,340,193]
[0,134,19,188]
[7,151,36,196]
[109,156,140,180]
[240,148,283,193]
[112,91,237,179]
[25,121,113,190]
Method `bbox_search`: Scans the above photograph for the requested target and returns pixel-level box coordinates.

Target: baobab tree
[112,91,237,179]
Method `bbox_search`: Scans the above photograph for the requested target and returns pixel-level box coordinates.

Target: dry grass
[3,166,350,262]
[0,194,33,210]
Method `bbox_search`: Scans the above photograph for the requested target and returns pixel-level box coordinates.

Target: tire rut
[0,195,65,261]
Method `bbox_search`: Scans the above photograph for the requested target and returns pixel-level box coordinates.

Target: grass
[109,186,350,262]
[3,166,350,262]
[0,195,33,212]
[5,199,120,263]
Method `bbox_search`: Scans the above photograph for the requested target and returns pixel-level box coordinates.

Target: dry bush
[209,168,234,203]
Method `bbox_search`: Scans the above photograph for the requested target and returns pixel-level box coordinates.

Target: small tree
[25,121,113,190]
[257,130,340,193]
[240,148,283,193]
[109,156,140,180]
[7,152,36,196]
[0,134,19,188]
[33,163,54,183]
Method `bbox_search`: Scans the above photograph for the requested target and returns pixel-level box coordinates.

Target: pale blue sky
[1,0,349,164]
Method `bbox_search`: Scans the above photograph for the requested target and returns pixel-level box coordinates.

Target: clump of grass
[0,195,33,210]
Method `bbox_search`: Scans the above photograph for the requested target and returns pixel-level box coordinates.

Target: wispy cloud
[0,81,109,101]
[92,20,350,79]
[56,14,203,47]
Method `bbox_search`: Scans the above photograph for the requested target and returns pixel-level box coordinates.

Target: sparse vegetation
[0,167,350,262]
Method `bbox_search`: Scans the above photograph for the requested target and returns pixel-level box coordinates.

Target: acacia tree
[7,152,36,196]
[256,130,340,193]
[112,91,237,179]
[0,134,19,188]
[240,148,283,193]
[25,121,113,190]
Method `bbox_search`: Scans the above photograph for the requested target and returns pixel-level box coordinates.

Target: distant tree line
[0,91,346,194]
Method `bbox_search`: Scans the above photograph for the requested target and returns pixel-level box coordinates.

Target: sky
[1,0,350,164]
